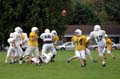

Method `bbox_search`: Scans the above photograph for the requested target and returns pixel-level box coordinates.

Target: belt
[44,41,53,44]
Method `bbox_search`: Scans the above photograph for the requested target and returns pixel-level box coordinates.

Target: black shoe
[81,65,85,68]
[67,59,70,63]
[83,60,87,66]
[10,60,14,64]
[84,63,87,67]
[104,57,107,59]
[113,57,116,59]
[92,60,97,63]
[102,64,106,67]
[50,60,55,62]
[14,60,18,63]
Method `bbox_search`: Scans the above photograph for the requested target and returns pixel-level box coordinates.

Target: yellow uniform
[72,35,87,51]
[28,32,38,46]
[53,35,59,48]
[53,35,59,43]
[21,33,25,40]
[106,37,112,50]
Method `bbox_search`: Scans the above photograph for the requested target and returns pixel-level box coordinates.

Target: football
[61,9,67,16]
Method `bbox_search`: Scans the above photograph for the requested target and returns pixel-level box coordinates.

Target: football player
[51,30,59,62]
[40,29,56,62]
[5,33,16,64]
[20,30,28,51]
[104,34,116,59]
[13,27,24,64]
[68,29,87,67]
[24,27,39,58]
[88,25,106,67]
[24,52,53,64]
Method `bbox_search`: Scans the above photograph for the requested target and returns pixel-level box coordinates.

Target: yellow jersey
[53,35,59,48]
[21,33,25,40]
[53,35,59,43]
[106,37,112,50]
[72,35,87,51]
[28,32,38,46]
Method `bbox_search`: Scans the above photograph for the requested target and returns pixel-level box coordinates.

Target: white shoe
[19,61,22,64]
[5,60,7,63]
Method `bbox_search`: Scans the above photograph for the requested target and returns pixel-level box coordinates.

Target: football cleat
[67,59,70,63]
[102,64,106,67]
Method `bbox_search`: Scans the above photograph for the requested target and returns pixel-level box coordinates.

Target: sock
[102,61,105,64]
[20,57,23,61]
[51,55,56,60]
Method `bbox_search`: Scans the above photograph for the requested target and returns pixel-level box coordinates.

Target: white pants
[75,50,86,59]
[98,46,106,56]
[41,43,56,55]
[24,46,39,57]
[85,48,91,55]
[15,45,23,57]
[7,46,16,57]
[31,53,52,64]
[97,39,106,56]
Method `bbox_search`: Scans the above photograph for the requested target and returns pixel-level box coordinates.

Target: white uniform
[13,32,23,57]
[31,53,53,64]
[6,38,16,57]
[40,33,56,55]
[89,30,106,56]
[21,33,28,49]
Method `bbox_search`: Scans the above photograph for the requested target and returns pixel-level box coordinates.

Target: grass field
[0,50,120,79]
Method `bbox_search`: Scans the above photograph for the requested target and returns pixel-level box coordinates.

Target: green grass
[0,50,120,79]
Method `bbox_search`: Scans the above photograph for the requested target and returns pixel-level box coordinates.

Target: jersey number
[76,39,83,45]
[96,36,103,42]
[45,35,51,38]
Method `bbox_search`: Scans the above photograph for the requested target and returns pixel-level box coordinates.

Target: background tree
[0,0,71,46]
[104,0,120,24]
[68,2,100,25]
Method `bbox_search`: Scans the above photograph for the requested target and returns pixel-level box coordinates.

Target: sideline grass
[0,50,120,79]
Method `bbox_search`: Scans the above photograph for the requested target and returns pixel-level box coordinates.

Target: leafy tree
[0,0,71,46]
[104,0,120,23]
[68,3,100,25]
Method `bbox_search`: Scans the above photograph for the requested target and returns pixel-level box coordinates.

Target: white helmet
[15,27,22,33]
[48,52,53,58]
[10,33,14,38]
[94,25,101,31]
[105,34,108,37]
[51,30,57,35]
[45,29,50,33]
[31,27,38,32]
[75,29,82,35]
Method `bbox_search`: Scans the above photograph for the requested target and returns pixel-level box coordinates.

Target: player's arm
[40,33,44,39]
[87,32,94,44]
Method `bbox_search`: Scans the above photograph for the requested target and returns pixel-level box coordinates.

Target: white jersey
[21,33,28,48]
[89,30,106,47]
[31,53,53,64]
[13,32,22,46]
[40,53,51,63]
[7,38,15,47]
[40,33,54,42]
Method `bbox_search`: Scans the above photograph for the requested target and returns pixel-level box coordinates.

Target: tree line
[0,0,119,48]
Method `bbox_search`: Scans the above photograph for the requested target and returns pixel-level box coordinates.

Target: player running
[88,25,106,67]
[68,29,87,67]
[104,34,116,59]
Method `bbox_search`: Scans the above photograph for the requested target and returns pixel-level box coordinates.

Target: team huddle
[5,25,115,67]
[5,27,59,64]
